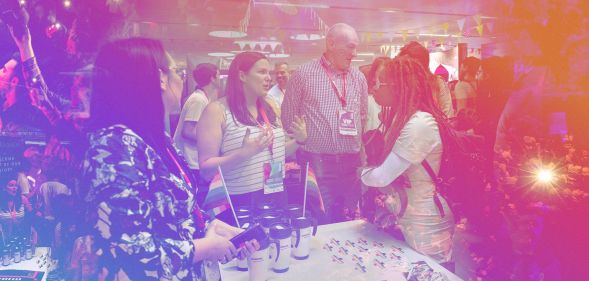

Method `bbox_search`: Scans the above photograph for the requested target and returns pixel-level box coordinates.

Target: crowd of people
[1,3,588,281]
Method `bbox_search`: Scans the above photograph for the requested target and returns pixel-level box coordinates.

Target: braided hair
[379,55,450,164]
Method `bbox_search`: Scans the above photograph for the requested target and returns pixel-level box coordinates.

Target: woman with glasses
[84,38,259,280]
[362,56,455,269]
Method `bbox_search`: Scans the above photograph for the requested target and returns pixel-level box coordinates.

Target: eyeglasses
[166,66,185,79]
[374,80,390,90]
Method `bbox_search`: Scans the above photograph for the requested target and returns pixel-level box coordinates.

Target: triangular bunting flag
[376,32,384,41]
[237,41,246,50]
[366,32,372,43]
[486,22,495,33]
[473,14,482,25]
[442,22,450,34]
[476,24,484,36]
[259,42,269,51]
[270,42,280,52]
[402,30,408,41]
[457,18,466,31]
[380,45,391,56]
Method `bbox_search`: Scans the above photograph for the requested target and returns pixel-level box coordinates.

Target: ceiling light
[255,2,329,9]
[208,52,235,57]
[380,8,400,13]
[268,53,290,58]
[357,52,375,57]
[290,33,325,41]
[419,33,452,37]
[231,50,270,54]
[352,59,365,62]
[209,31,247,38]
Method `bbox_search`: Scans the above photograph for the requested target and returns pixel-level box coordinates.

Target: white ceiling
[131,0,498,68]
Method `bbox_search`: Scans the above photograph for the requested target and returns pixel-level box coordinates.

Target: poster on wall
[0,136,25,181]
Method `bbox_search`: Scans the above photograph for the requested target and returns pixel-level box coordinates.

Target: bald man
[282,23,368,224]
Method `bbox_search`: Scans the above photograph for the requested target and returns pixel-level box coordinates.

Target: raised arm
[8,9,69,125]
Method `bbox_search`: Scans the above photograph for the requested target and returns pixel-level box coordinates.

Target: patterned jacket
[83,125,209,280]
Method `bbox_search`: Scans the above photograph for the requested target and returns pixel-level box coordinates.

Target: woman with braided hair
[361,55,455,268]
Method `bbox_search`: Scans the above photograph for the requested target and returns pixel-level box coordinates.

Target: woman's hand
[241,127,273,157]
[287,115,307,144]
[208,220,260,260]
[194,229,238,264]
[203,234,237,264]
[237,240,259,260]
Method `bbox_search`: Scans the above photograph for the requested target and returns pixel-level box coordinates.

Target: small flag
[306,167,325,212]
[202,173,231,217]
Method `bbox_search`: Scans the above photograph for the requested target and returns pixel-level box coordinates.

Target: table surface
[221,220,462,281]
[0,247,55,281]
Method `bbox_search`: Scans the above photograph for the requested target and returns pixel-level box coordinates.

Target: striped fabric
[282,55,368,154]
[221,106,286,195]
[0,205,25,221]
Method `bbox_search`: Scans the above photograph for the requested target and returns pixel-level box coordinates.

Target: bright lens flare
[536,168,555,184]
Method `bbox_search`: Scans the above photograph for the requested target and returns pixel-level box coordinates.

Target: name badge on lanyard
[321,60,358,136]
[338,109,358,136]
[256,100,284,194]
[263,159,284,194]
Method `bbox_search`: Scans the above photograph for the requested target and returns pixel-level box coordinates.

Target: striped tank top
[0,205,25,222]
[221,106,286,195]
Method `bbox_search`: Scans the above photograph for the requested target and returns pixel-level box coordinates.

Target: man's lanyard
[255,99,274,157]
[166,147,206,228]
[321,60,347,108]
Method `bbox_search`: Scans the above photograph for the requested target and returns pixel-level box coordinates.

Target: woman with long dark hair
[84,38,258,280]
[361,56,455,266]
[197,52,307,223]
